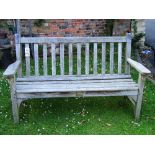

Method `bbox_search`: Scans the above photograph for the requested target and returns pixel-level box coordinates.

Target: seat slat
[17,74,132,81]
[110,43,114,74]
[17,79,134,85]
[34,44,39,76]
[25,44,30,76]
[52,43,56,75]
[43,44,48,75]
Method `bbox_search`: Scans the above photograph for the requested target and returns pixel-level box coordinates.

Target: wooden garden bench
[3,33,151,123]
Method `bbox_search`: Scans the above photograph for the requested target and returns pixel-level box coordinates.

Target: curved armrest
[127,58,151,75]
[3,60,21,78]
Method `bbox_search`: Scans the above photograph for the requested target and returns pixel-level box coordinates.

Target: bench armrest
[3,60,21,78]
[127,58,151,75]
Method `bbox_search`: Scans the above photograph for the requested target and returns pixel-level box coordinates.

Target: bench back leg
[135,74,145,121]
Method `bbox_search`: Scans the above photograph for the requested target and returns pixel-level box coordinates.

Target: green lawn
[0,48,155,135]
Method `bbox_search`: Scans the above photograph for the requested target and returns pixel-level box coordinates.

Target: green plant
[34,19,45,27]
[132,33,145,49]
[105,19,115,36]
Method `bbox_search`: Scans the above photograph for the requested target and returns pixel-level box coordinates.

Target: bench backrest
[15,33,132,78]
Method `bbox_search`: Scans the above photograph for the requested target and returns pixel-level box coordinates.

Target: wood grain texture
[102,43,106,75]
[77,43,81,75]
[118,43,122,74]
[25,44,30,76]
[69,43,73,75]
[34,44,39,76]
[3,60,21,78]
[43,44,48,76]
[60,43,64,75]
[110,43,114,74]
[93,43,98,75]
[52,43,56,75]
[85,43,89,75]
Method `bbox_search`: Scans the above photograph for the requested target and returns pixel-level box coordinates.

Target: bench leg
[9,78,19,124]
[135,74,145,121]
[12,97,19,124]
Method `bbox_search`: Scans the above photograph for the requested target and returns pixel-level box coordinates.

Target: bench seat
[16,75,139,99]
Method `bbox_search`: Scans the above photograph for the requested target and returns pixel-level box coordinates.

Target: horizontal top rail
[20,36,128,43]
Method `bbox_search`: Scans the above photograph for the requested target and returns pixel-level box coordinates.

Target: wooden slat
[25,44,30,76]
[17,79,134,85]
[43,44,48,75]
[60,43,64,75]
[118,43,122,74]
[77,43,81,75]
[21,36,127,44]
[69,43,73,75]
[85,43,89,75]
[110,43,114,74]
[52,43,56,75]
[17,74,132,81]
[125,33,132,74]
[34,44,39,76]
[102,42,106,74]
[15,34,22,77]
[17,90,138,99]
[93,43,98,75]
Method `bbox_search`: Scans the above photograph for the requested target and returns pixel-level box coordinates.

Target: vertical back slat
[93,43,98,74]
[85,43,89,75]
[34,44,39,76]
[43,44,48,76]
[25,44,30,76]
[125,33,132,74]
[15,34,22,77]
[110,42,114,74]
[60,43,64,75]
[118,43,122,74]
[52,43,56,75]
[77,43,81,75]
[69,43,73,75]
[102,42,106,75]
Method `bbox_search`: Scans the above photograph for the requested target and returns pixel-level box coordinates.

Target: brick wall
[20,19,106,37]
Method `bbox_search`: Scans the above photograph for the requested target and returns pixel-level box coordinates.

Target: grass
[0,46,155,135]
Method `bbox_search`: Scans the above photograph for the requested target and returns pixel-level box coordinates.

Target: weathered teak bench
[3,33,151,123]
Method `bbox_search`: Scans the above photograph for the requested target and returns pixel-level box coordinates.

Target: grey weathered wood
[43,44,48,75]
[85,43,89,75]
[52,43,56,75]
[118,43,122,74]
[127,58,151,74]
[9,77,19,123]
[15,34,22,77]
[17,74,132,81]
[93,43,98,75]
[69,43,73,75]
[17,79,134,85]
[60,43,64,75]
[3,60,21,78]
[135,74,145,121]
[21,36,127,44]
[25,44,30,76]
[77,43,81,75]
[110,43,114,74]
[34,44,39,76]
[7,34,152,123]
[125,33,132,74]
[102,43,106,75]
[17,90,138,99]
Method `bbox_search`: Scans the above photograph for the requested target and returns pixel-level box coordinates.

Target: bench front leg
[8,77,19,124]
[135,73,146,121]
